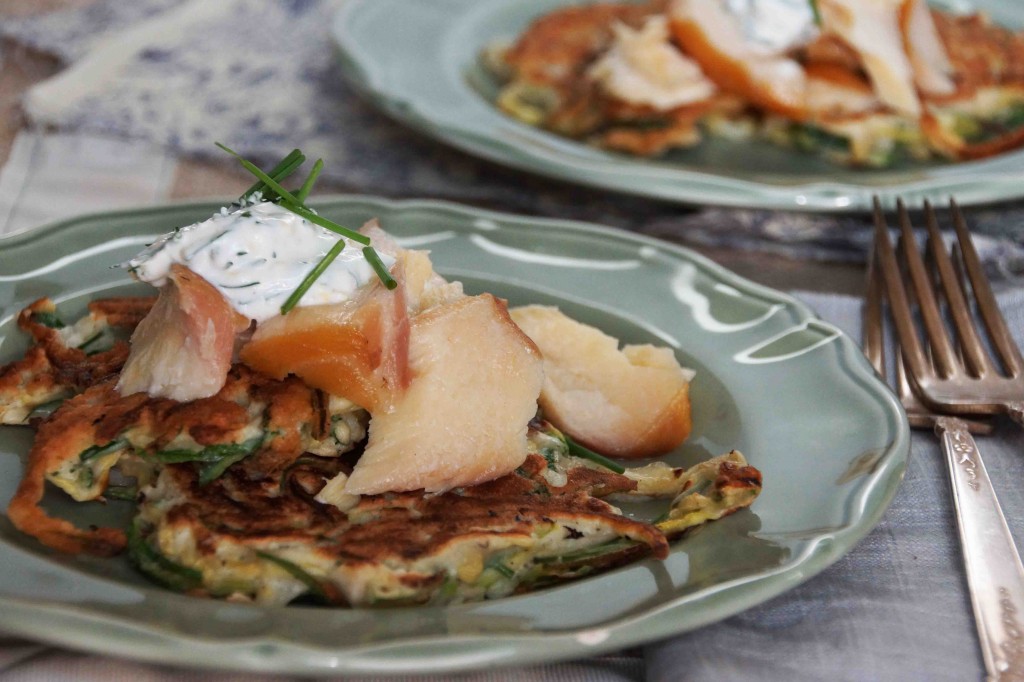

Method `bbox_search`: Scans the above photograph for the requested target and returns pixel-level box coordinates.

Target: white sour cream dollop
[722,0,819,53]
[128,201,391,323]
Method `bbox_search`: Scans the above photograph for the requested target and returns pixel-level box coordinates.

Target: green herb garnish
[280,238,347,315]
[198,449,252,484]
[31,310,65,329]
[127,520,203,592]
[198,436,264,484]
[214,142,393,313]
[809,0,821,25]
[295,158,324,203]
[607,118,670,132]
[27,397,65,420]
[435,575,459,602]
[77,330,105,353]
[484,550,519,579]
[79,438,129,462]
[75,462,94,488]
[791,124,849,154]
[277,201,370,244]
[1005,102,1024,130]
[362,246,397,290]
[255,551,328,601]
[152,435,263,484]
[216,142,303,205]
[238,148,305,204]
[151,443,240,463]
[216,142,369,244]
[491,563,516,579]
[104,484,139,501]
[535,538,638,565]
[564,435,625,474]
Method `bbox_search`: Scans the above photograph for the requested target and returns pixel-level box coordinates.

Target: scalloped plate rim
[330,0,1024,212]
[0,195,910,675]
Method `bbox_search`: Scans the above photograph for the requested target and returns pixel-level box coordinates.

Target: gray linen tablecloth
[4,1,1024,679]
[646,290,1024,682]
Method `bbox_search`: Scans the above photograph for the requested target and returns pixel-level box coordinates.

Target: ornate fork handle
[936,417,1024,681]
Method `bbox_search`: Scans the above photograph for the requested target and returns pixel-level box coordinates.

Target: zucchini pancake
[0,149,761,607]
[485,0,1024,166]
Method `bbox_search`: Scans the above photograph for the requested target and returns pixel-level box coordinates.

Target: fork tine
[950,198,1024,377]
[863,240,884,375]
[865,217,993,433]
[920,201,994,377]
[866,208,994,433]
[872,197,932,383]
[894,199,961,378]
[894,344,918,408]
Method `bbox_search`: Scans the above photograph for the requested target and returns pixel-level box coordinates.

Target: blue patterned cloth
[5,0,1024,271]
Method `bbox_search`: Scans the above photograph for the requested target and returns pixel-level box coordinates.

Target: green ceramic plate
[332,0,1024,212]
[0,197,908,675]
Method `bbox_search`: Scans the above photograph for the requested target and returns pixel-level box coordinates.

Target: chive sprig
[278,201,369,244]
[216,143,304,205]
[280,239,348,314]
[215,142,393,313]
[296,159,324,203]
[238,148,305,204]
[363,246,398,290]
[565,435,625,474]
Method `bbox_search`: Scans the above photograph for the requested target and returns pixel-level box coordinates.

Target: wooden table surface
[0,0,866,297]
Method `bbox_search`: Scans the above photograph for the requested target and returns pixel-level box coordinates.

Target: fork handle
[936,416,1024,681]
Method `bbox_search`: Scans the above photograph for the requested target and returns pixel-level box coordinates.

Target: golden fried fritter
[1,296,762,607]
[490,0,746,156]
[19,297,154,387]
[914,12,1024,159]
[491,3,1024,164]
[134,447,671,606]
[935,12,1024,92]
[500,2,662,93]
[0,347,67,426]
[128,430,762,606]
[0,297,155,424]
[7,365,366,556]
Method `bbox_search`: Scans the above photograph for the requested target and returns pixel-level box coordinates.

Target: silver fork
[863,255,992,434]
[870,199,1024,681]
[875,198,1024,420]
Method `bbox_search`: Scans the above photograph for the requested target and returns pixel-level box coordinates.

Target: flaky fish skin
[117,264,249,402]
